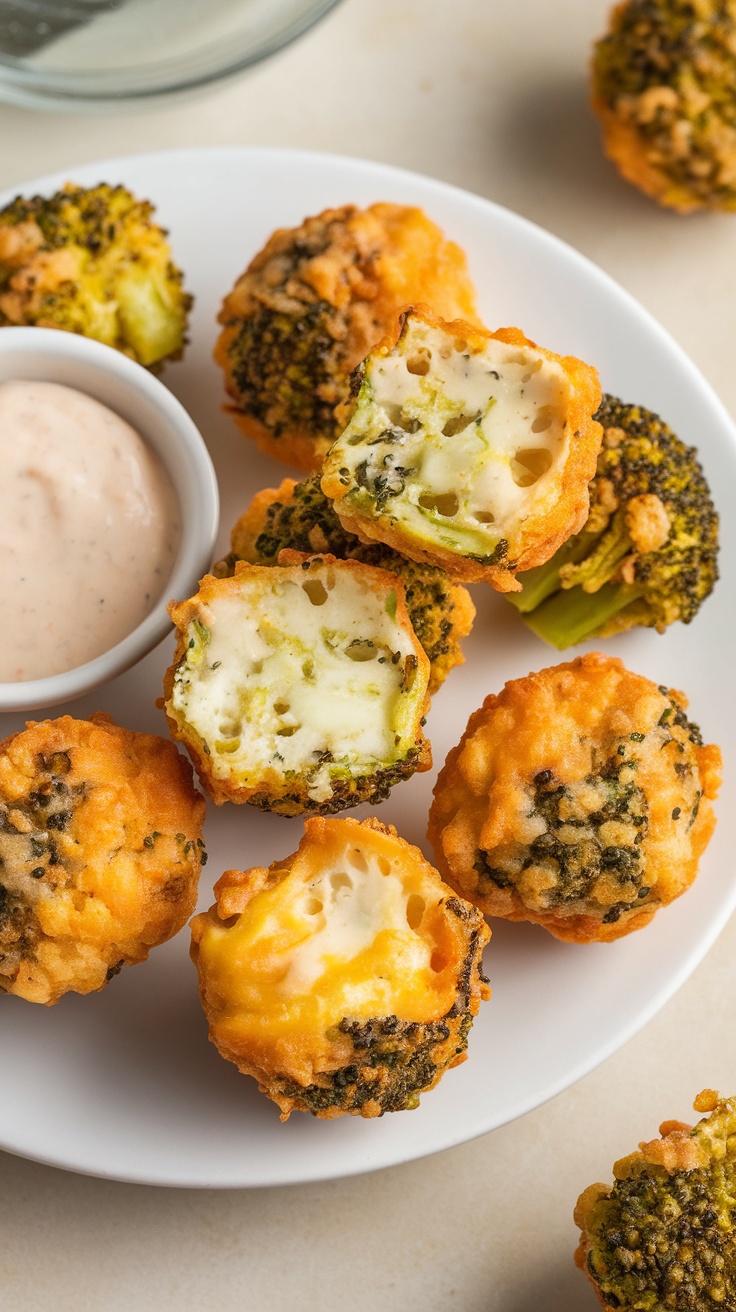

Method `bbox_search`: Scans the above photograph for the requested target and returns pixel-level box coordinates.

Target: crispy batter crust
[321,309,603,590]
[427,653,721,943]
[0,713,206,1005]
[190,816,491,1120]
[215,203,478,471]
[216,476,476,694]
[574,1090,736,1307]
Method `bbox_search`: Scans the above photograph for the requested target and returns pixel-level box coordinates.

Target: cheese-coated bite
[190,816,491,1119]
[321,307,602,591]
[214,203,478,471]
[213,474,475,695]
[0,713,206,1005]
[428,653,721,943]
[164,557,431,814]
[575,1090,736,1309]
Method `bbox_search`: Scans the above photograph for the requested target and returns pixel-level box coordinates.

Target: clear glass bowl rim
[0,0,344,106]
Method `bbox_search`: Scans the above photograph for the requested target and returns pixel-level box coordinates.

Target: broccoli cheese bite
[214,202,478,471]
[575,1089,736,1309]
[0,183,191,367]
[428,653,721,943]
[164,557,431,814]
[213,475,475,695]
[592,0,736,212]
[0,713,206,1005]
[190,816,491,1119]
[321,307,603,591]
[508,393,720,648]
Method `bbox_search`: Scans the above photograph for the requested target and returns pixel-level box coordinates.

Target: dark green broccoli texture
[0,182,191,367]
[578,1094,736,1310]
[509,394,719,648]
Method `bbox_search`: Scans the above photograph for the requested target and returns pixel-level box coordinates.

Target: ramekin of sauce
[0,327,219,712]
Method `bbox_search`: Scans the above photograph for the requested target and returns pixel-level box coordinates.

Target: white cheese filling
[332,317,571,557]
[279,844,432,1004]
[170,568,422,790]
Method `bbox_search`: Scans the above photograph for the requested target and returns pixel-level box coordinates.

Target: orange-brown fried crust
[214,203,479,471]
[321,308,603,590]
[190,815,490,1119]
[428,652,721,943]
[212,476,475,696]
[0,713,206,1004]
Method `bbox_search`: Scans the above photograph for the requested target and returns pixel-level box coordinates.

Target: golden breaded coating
[213,475,475,695]
[164,557,431,814]
[575,1090,736,1308]
[321,307,602,591]
[428,653,721,943]
[0,183,191,367]
[0,713,206,1005]
[190,816,491,1119]
[591,1,736,213]
[214,203,478,471]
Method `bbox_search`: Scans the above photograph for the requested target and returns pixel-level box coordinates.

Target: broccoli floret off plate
[163,556,431,815]
[213,474,476,696]
[190,816,490,1120]
[0,183,191,367]
[508,394,719,648]
[592,0,736,212]
[575,1090,736,1309]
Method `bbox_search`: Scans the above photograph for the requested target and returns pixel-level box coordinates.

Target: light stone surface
[1,2,735,1308]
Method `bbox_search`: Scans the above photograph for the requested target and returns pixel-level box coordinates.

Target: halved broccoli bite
[213,475,475,695]
[576,1090,736,1309]
[190,815,491,1119]
[321,306,602,591]
[509,394,719,648]
[164,557,431,814]
[428,653,721,943]
[0,183,191,367]
[214,203,478,471]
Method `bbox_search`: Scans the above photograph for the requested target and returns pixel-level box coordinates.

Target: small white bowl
[0,327,219,712]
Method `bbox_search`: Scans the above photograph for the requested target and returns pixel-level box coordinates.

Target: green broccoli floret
[0,183,191,367]
[214,475,475,695]
[508,394,719,649]
[576,1091,736,1310]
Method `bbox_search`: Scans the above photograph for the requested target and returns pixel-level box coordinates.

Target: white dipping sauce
[0,379,180,682]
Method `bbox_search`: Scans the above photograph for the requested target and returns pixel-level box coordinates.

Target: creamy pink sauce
[0,379,180,682]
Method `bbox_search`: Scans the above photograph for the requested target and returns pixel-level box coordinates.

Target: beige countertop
[1,2,735,1309]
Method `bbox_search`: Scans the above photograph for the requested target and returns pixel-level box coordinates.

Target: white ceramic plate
[0,147,734,1189]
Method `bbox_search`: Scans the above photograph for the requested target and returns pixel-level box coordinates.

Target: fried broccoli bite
[213,475,475,695]
[163,556,431,815]
[508,394,719,648]
[321,307,603,591]
[214,202,478,471]
[575,1089,736,1309]
[592,0,736,212]
[190,815,491,1119]
[0,713,206,1005]
[427,652,721,943]
[0,183,191,366]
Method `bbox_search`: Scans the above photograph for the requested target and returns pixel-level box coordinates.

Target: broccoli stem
[523,580,642,650]
[508,534,595,613]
